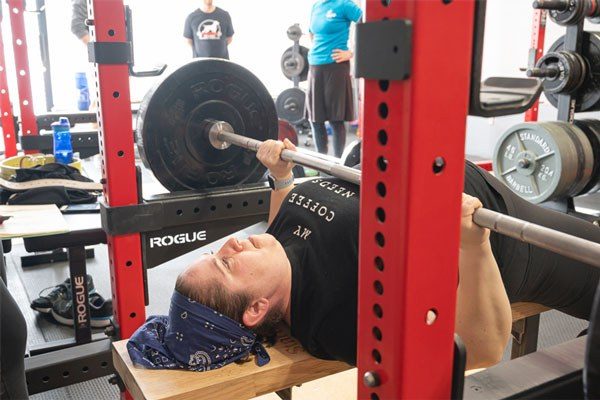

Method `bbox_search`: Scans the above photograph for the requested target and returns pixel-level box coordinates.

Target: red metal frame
[357,1,475,398]
[524,9,546,122]
[89,0,145,343]
[7,0,37,153]
[0,4,17,157]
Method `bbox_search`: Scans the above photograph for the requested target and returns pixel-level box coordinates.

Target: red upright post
[89,0,145,340]
[357,1,475,398]
[7,0,37,153]
[0,4,17,157]
[524,9,546,122]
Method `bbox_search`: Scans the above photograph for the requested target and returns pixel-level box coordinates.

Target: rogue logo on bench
[149,231,208,248]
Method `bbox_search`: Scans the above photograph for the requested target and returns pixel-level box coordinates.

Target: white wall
[2,0,598,159]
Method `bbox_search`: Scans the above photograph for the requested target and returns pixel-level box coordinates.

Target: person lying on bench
[128,139,600,373]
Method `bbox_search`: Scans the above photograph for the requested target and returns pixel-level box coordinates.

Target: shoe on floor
[30,274,95,314]
[51,292,112,328]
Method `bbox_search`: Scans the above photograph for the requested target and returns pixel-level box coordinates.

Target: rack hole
[19,70,26,76]
[376,182,387,197]
[433,157,446,174]
[101,361,108,368]
[130,312,136,319]
[393,45,399,53]
[374,280,384,295]
[42,376,50,383]
[82,366,89,373]
[371,394,380,400]
[176,209,183,216]
[373,304,383,318]
[113,91,120,98]
[226,203,233,209]
[374,256,384,271]
[15,39,22,46]
[378,80,389,92]
[258,199,264,205]
[381,0,391,6]
[193,207,200,213]
[375,232,385,247]
[108,29,115,36]
[377,156,388,172]
[62,371,69,378]
[372,326,383,341]
[378,130,388,145]
[210,205,217,211]
[376,207,386,223]
[242,201,248,207]
[126,260,132,267]
[378,103,389,119]
[426,309,438,325]
[117,150,124,157]
[372,349,382,364]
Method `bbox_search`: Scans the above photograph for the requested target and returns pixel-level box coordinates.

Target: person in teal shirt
[305,0,362,158]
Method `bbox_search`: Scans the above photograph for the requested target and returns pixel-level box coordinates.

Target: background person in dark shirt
[176,139,600,370]
[183,0,234,59]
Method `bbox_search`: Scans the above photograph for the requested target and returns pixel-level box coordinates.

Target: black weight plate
[281,46,309,82]
[276,88,306,125]
[546,32,600,112]
[137,59,278,192]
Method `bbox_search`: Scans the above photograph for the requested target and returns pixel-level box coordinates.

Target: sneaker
[30,275,95,314]
[51,292,113,328]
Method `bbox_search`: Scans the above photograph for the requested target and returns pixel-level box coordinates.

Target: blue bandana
[126,291,270,371]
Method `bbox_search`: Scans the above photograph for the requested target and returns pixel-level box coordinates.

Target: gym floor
[8,133,594,400]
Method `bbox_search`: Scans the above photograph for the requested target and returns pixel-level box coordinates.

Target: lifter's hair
[175,272,282,338]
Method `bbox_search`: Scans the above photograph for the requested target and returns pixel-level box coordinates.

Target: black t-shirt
[266,162,514,365]
[267,177,360,365]
[183,8,234,59]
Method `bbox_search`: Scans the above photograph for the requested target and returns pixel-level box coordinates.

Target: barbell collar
[532,0,570,11]
[208,120,600,269]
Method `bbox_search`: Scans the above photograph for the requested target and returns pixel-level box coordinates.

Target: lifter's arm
[256,139,296,225]
[455,194,512,370]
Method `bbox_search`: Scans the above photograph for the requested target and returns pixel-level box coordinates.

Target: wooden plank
[511,302,549,321]
[112,329,350,400]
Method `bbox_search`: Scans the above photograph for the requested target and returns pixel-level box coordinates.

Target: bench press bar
[208,120,600,269]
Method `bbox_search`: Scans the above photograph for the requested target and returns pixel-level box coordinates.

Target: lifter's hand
[460,193,490,249]
[256,138,296,180]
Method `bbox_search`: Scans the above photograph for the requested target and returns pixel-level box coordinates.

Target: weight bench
[112,329,349,400]
[23,213,107,350]
[510,302,550,359]
[111,303,550,400]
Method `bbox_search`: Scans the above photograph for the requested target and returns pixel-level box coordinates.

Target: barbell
[137,58,600,269]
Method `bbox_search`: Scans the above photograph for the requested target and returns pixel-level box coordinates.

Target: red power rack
[357,1,475,398]
[89,0,145,341]
[6,0,36,153]
[0,3,17,157]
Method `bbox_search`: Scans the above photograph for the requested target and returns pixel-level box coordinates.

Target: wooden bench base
[112,328,349,400]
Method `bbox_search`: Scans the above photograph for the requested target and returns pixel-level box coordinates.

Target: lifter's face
[189,234,289,298]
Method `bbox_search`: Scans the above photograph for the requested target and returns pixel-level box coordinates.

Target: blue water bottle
[52,117,73,164]
[75,72,90,111]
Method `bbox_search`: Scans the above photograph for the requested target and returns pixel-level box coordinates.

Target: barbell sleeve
[473,208,600,269]
[208,120,600,269]
[211,121,361,185]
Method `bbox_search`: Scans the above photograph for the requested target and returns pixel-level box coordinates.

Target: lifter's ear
[242,298,269,328]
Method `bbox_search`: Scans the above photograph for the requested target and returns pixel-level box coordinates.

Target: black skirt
[305,61,355,123]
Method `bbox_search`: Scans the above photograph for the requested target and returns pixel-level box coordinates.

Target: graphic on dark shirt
[183,8,233,59]
[197,20,222,40]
